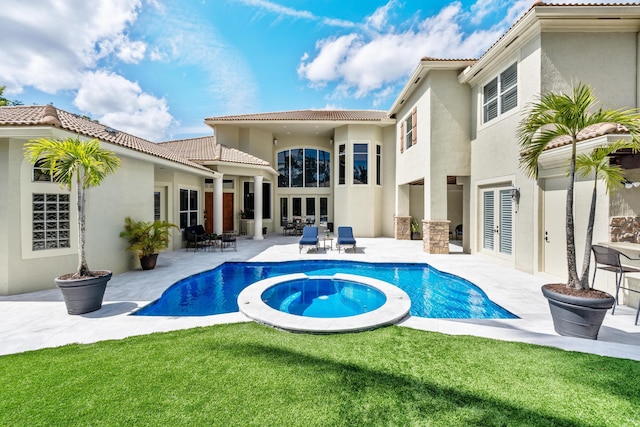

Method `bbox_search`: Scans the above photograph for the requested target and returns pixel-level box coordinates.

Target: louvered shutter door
[411,107,417,146]
[483,191,494,250]
[499,189,513,255]
[400,121,404,153]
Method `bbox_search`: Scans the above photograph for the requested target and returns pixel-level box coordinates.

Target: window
[154,191,161,221]
[483,63,517,123]
[376,144,382,186]
[338,144,346,185]
[320,197,328,223]
[280,198,288,225]
[405,115,413,149]
[306,197,315,219]
[292,197,302,217]
[179,189,198,229]
[353,143,368,185]
[262,182,271,220]
[32,160,54,182]
[243,182,254,219]
[277,148,330,188]
[32,193,70,250]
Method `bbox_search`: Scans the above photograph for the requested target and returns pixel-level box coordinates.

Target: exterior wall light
[273,138,278,145]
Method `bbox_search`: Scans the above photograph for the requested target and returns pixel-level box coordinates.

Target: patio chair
[455,224,463,240]
[185,225,215,252]
[299,226,319,253]
[220,231,237,252]
[591,244,640,325]
[336,226,357,253]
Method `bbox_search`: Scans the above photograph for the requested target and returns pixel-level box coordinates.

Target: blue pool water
[133,260,517,319]
[262,278,386,318]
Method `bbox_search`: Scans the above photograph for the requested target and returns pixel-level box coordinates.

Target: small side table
[322,236,333,251]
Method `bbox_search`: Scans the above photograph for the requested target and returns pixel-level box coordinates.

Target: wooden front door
[204,192,214,234]
[223,193,234,232]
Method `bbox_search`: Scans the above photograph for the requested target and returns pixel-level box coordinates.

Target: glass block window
[32,193,70,250]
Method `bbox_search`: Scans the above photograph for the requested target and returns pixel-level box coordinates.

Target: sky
[0,0,634,142]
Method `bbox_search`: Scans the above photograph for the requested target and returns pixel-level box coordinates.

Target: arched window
[277,148,330,188]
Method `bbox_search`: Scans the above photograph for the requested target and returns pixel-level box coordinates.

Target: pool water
[133,260,517,319]
[262,277,386,318]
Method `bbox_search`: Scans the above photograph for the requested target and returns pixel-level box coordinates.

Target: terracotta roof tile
[159,136,271,166]
[546,123,629,150]
[206,109,390,122]
[0,105,212,173]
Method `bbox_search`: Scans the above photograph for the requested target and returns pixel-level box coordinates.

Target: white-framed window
[32,193,70,250]
[376,144,382,186]
[353,143,368,185]
[483,63,517,123]
[404,114,413,149]
[179,188,199,228]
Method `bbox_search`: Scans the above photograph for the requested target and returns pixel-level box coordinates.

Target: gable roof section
[159,136,270,167]
[460,2,640,85]
[0,105,212,174]
[205,110,391,123]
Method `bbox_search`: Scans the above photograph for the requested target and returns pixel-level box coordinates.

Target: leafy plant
[24,137,121,278]
[120,217,178,258]
[517,82,640,289]
[410,218,420,233]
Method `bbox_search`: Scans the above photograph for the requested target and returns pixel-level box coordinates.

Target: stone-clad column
[394,216,411,240]
[423,220,450,254]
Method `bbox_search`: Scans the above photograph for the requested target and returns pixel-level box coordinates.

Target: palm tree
[518,82,640,289]
[24,137,121,278]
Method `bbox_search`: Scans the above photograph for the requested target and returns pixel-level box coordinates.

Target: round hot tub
[262,277,386,318]
[237,273,411,333]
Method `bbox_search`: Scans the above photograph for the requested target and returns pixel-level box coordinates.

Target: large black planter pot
[54,271,112,315]
[140,254,158,270]
[541,284,615,340]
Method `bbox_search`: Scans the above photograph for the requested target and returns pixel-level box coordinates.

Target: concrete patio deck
[1,234,639,360]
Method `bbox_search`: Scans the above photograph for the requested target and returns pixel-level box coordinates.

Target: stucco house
[2,3,640,304]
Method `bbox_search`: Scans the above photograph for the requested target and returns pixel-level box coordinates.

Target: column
[213,175,223,234]
[423,220,450,254]
[253,175,264,240]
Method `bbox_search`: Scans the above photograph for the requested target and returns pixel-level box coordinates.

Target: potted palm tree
[518,82,640,339]
[24,137,121,314]
[120,217,178,270]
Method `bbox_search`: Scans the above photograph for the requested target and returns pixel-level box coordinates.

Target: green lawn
[1,323,638,426]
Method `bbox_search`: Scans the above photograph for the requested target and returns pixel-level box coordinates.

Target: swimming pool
[133,260,517,319]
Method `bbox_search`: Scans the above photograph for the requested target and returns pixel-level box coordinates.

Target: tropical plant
[120,216,178,258]
[518,82,640,289]
[410,218,420,234]
[24,137,121,278]
[0,85,21,106]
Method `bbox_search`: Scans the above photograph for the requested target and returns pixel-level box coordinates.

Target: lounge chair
[299,226,319,253]
[337,226,356,253]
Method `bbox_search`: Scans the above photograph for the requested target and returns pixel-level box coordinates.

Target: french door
[481,188,513,259]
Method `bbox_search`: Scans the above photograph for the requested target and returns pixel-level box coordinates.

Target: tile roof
[546,123,629,150]
[159,136,271,166]
[0,105,212,173]
[206,109,390,122]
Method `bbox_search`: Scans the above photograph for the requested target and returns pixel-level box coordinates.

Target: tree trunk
[76,176,91,277]
[566,138,580,289]
[579,182,598,289]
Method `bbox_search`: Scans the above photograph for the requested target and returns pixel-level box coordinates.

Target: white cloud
[74,71,173,141]
[0,0,145,93]
[235,0,315,20]
[297,1,519,102]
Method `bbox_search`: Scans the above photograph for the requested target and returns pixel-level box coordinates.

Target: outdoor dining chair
[591,244,640,325]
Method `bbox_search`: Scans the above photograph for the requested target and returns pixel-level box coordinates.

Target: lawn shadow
[218,341,587,426]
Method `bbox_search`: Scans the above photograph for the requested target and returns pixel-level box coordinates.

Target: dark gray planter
[140,254,158,270]
[541,284,614,340]
[54,271,112,315]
